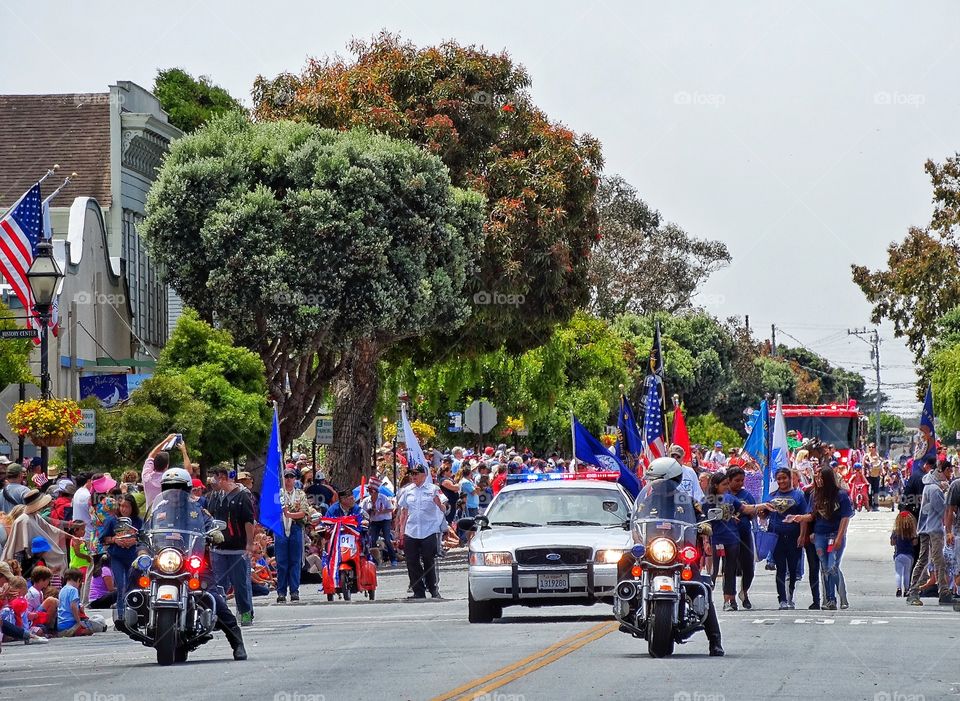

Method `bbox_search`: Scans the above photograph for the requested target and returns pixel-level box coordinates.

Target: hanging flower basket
[7,398,84,448]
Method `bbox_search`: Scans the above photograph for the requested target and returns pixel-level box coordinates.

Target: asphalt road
[2,511,958,701]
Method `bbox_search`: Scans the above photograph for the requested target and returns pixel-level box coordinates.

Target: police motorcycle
[120,468,245,665]
[613,458,723,658]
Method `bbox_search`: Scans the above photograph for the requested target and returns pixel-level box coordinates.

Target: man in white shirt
[397,465,447,599]
[668,444,705,503]
[705,441,727,470]
[361,478,397,566]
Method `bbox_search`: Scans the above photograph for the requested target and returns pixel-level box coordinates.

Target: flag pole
[570,410,577,473]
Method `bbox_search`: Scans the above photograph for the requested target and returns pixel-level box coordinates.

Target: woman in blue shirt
[703,472,767,611]
[98,494,142,616]
[787,466,854,610]
[766,468,808,609]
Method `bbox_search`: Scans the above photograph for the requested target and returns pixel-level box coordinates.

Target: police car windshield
[487,487,628,527]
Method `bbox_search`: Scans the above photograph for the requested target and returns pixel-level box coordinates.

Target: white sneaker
[26,635,49,644]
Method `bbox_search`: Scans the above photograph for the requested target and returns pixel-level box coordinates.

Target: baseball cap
[7,463,23,476]
[0,456,10,465]
[714,441,723,448]
[237,471,252,481]
[283,468,297,478]
[409,464,426,473]
[191,479,204,489]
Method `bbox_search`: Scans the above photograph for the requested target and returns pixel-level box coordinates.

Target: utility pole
[848,327,882,451]
[771,324,777,357]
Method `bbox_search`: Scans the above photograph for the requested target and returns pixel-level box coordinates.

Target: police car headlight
[470,551,513,566]
[647,538,677,565]
[594,549,626,564]
[155,549,183,574]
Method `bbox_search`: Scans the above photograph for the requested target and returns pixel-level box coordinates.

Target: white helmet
[645,457,683,482]
[160,467,192,491]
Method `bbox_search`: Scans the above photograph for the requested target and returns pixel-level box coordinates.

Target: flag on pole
[401,404,431,483]
[615,392,644,462]
[917,385,937,463]
[671,402,692,465]
[258,406,283,534]
[768,395,789,500]
[641,375,667,464]
[40,194,61,336]
[649,321,664,378]
[742,400,769,469]
[0,183,43,337]
[573,416,640,497]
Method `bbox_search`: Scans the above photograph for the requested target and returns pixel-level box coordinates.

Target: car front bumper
[469,563,618,603]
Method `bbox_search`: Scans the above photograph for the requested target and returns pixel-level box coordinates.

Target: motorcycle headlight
[155,549,184,574]
[594,549,626,564]
[470,551,513,566]
[647,538,677,565]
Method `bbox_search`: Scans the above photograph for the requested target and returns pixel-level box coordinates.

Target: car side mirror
[706,508,723,522]
[457,517,475,531]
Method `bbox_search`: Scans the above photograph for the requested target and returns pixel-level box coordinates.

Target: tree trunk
[327,338,381,488]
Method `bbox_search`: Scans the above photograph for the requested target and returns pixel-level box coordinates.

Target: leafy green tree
[852,155,960,366]
[868,411,906,439]
[0,301,32,389]
[254,33,602,476]
[590,176,731,320]
[140,113,485,485]
[684,412,743,449]
[153,68,245,133]
[931,340,960,435]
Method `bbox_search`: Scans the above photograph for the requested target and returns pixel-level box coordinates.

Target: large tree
[590,175,731,320]
[852,154,960,367]
[253,33,602,476]
[140,113,484,483]
[153,68,245,133]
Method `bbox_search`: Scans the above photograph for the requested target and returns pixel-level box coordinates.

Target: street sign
[73,409,96,445]
[0,329,38,339]
[448,411,463,433]
[463,400,497,435]
[515,428,529,437]
[315,416,333,445]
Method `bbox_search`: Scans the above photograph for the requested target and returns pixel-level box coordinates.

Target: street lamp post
[26,240,65,473]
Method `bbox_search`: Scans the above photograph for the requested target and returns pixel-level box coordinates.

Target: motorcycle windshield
[145,490,208,556]
[631,481,698,547]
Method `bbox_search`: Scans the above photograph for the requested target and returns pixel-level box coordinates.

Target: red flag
[672,404,692,466]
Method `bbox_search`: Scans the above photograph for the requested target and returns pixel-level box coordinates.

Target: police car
[463,472,633,623]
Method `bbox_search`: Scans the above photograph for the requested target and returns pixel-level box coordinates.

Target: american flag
[0,183,43,335]
[642,374,667,463]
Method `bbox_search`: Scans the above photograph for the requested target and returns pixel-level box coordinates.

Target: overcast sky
[3,1,957,415]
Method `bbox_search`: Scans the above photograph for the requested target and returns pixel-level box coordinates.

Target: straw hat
[23,488,52,515]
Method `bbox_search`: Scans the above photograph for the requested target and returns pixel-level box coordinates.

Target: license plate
[538,573,569,591]
[339,534,355,548]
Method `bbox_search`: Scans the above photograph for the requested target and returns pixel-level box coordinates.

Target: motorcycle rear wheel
[647,600,675,658]
[155,609,179,666]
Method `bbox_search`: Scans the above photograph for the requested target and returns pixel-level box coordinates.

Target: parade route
[3,510,957,701]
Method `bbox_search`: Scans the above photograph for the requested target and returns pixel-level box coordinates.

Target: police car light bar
[505,471,621,484]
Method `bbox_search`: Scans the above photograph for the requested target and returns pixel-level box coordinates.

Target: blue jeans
[275,526,304,597]
[211,551,253,616]
[367,520,396,562]
[112,561,131,615]
[814,532,846,604]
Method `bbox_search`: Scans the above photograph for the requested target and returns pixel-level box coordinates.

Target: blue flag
[769,396,789,501]
[258,407,283,535]
[573,416,641,498]
[918,385,937,463]
[616,393,644,461]
[742,399,769,497]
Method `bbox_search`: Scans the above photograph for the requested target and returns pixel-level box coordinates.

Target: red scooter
[320,517,377,601]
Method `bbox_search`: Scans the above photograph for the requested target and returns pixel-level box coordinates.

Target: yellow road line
[431,621,617,701]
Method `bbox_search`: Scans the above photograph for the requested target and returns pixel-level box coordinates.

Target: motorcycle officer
[633,457,725,656]
[142,468,248,660]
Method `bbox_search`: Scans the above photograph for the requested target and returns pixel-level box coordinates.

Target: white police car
[464,472,633,623]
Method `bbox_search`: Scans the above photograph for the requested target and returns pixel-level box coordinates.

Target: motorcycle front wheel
[155,609,179,666]
[647,599,675,658]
